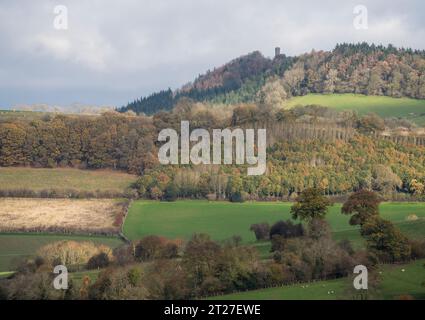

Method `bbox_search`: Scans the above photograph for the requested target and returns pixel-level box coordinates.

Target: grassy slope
[70,270,101,287]
[285,94,425,126]
[124,201,425,246]
[210,259,425,300]
[0,234,123,272]
[0,167,136,192]
[0,110,48,122]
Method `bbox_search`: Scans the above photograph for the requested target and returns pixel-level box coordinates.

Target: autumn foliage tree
[360,216,411,262]
[341,190,381,225]
[291,188,332,222]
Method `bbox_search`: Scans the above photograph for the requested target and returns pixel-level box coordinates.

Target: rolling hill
[120,43,425,123]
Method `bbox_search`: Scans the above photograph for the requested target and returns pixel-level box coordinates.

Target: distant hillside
[119,43,425,115]
[286,94,425,126]
[119,51,293,114]
[12,103,114,115]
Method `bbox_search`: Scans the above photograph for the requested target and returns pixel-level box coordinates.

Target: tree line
[1,104,425,200]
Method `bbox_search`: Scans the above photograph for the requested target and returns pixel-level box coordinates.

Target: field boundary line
[119,199,132,244]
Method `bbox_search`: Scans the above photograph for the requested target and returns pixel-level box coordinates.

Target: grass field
[0,271,14,279]
[0,110,49,122]
[124,201,425,246]
[0,167,136,193]
[70,269,101,287]
[285,94,425,126]
[210,259,425,300]
[0,198,124,234]
[0,234,123,272]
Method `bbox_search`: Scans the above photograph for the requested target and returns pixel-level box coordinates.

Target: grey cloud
[0,0,424,107]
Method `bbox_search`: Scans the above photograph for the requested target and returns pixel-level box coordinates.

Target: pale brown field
[0,198,124,234]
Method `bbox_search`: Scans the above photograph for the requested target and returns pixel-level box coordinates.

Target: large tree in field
[341,190,381,226]
[360,216,411,262]
[291,188,332,222]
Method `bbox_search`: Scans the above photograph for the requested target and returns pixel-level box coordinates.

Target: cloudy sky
[0,0,424,108]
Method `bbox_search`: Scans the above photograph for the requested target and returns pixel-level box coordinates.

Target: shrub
[162,243,179,259]
[37,241,112,267]
[124,188,139,199]
[134,236,181,261]
[307,218,331,240]
[87,252,110,270]
[150,187,163,200]
[113,245,135,266]
[338,239,355,256]
[88,265,148,300]
[230,191,244,203]
[409,239,425,259]
[271,235,286,253]
[274,237,355,281]
[270,220,304,239]
[163,183,178,202]
[250,223,270,241]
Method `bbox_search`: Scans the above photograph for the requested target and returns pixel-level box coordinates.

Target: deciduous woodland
[2,102,425,200]
[1,43,425,301]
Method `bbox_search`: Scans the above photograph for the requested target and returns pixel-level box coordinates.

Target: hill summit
[119,43,425,115]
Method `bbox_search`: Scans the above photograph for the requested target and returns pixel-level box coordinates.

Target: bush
[87,252,110,270]
[338,239,355,256]
[271,235,286,253]
[163,183,178,202]
[307,218,331,240]
[250,223,270,241]
[134,236,181,261]
[150,187,163,200]
[273,237,355,281]
[409,239,425,259]
[162,243,179,259]
[88,265,148,300]
[270,220,304,239]
[113,245,135,266]
[124,188,139,199]
[37,241,113,267]
[230,191,244,203]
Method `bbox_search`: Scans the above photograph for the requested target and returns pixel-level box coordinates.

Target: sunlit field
[124,201,425,246]
[286,94,425,125]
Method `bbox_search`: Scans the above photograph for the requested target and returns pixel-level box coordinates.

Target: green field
[0,271,14,279]
[0,110,50,122]
[70,269,101,287]
[286,94,425,125]
[124,201,425,247]
[0,167,136,193]
[210,259,425,300]
[0,234,124,272]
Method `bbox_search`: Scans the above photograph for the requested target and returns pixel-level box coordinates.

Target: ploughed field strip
[0,198,123,234]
